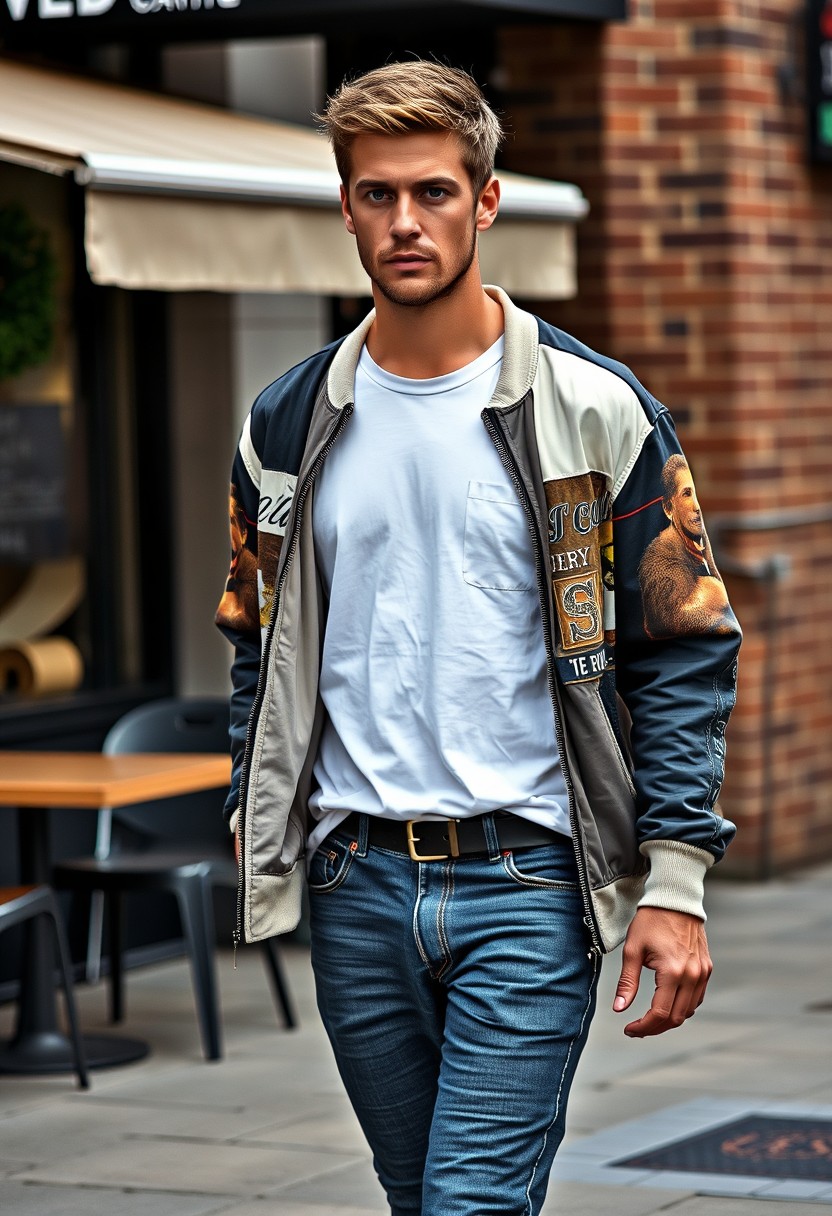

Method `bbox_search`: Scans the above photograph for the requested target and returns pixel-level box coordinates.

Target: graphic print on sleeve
[636,455,733,639]
[215,470,299,638]
[545,471,615,684]
[216,485,259,634]
[254,469,298,632]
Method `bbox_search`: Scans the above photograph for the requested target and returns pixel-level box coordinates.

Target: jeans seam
[434,863,454,981]
[308,846,355,894]
[524,952,598,1214]
[412,866,433,975]
[501,852,579,891]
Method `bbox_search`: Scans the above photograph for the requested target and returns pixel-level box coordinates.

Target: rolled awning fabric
[84,192,578,298]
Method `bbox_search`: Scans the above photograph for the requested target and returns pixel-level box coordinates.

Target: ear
[476,176,500,233]
[340,184,356,235]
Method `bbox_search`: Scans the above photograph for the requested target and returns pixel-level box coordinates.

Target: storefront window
[0,162,172,726]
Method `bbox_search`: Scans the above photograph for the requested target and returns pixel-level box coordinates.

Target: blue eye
[426,187,446,199]
[368,189,387,202]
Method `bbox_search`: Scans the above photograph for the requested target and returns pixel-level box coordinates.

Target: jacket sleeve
[611,407,742,918]
[215,422,262,826]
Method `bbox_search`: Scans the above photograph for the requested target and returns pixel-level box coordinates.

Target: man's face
[340,131,497,308]
[667,467,703,542]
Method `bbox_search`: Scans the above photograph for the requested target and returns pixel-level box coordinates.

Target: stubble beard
[357,224,479,309]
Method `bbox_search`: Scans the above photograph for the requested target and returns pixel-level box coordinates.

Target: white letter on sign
[6,0,31,21]
[39,0,73,16]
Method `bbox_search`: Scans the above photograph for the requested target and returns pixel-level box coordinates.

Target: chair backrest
[102,697,231,851]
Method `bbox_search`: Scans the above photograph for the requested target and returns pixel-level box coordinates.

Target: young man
[217,61,741,1216]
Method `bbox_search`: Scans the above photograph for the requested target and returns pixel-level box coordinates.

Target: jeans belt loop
[481,812,502,862]
[354,813,370,857]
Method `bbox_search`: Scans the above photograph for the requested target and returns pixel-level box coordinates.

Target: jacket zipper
[482,407,603,955]
[234,403,354,958]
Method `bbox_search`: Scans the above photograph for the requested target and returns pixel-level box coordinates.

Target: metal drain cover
[614,1114,832,1182]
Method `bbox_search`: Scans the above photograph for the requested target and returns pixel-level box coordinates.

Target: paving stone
[542,1180,693,1214]
[241,1108,371,1154]
[662,1199,831,1214]
[564,1084,713,1137]
[636,1169,768,1196]
[755,1179,832,1200]
[208,1204,380,1216]
[269,1157,388,1208]
[14,1140,361,1196]
[0,1181,230,1216]
[613,1052,826,1098]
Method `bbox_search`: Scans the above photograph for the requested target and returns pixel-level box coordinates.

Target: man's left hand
[613,907,712,1038]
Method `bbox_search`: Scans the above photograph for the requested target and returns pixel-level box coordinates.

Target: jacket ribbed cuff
[637,839,714,922]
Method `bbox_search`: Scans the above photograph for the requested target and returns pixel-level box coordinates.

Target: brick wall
[499,0,832,876]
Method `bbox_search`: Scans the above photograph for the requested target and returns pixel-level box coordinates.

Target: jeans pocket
[308,835,356,893]
[501,843,580,890]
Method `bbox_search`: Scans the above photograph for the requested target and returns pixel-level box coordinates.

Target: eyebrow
[353,176,462,192]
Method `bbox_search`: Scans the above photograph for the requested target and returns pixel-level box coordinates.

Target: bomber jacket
[216,287,741,956]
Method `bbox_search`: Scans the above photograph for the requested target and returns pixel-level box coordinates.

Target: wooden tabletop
[0,751,231,809]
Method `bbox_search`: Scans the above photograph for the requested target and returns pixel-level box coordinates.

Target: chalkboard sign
[0,404,68,562]
[809,0,832,163]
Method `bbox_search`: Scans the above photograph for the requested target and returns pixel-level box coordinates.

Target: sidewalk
[1,862,831,1215]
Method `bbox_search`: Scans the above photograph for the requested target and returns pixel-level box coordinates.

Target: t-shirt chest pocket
[462,480,536,592]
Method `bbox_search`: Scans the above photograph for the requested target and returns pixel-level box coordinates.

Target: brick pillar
[499,1,832,876]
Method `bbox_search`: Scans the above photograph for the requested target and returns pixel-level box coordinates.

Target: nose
[390,193,421,240]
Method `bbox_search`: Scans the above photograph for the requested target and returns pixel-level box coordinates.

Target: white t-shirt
[308,337,570,856]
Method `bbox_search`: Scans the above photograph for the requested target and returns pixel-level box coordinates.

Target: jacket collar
[326,285,540,411]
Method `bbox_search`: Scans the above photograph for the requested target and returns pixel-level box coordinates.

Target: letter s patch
[554,572,603,650]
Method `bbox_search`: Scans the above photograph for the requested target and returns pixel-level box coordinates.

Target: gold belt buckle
[406,819,460,862]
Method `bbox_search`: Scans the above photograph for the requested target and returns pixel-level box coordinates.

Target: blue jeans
[308,815,599,1216]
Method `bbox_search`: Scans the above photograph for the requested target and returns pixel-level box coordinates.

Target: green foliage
[0,202,58,382]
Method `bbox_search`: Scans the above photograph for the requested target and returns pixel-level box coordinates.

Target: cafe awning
[0,61,588,299]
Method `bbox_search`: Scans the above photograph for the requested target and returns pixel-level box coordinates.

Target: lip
[386,254,431,269]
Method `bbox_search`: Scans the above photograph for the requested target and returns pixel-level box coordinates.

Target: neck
[674,522,706,558]
[366,264,504,379]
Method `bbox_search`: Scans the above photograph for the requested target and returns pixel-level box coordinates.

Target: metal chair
[0,885,89,1088]
[53,698,296,1061]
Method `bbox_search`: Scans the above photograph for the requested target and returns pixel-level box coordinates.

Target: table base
[0,1030,149,1074]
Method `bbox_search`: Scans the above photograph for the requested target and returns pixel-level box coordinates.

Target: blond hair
[318,61,503,196]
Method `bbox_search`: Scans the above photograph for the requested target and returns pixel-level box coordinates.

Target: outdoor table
[0,750,231,1076]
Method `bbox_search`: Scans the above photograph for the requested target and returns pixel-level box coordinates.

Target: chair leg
[173,873,222,1061]
[260,938,298,1030]
[85,890,105,984]
[107,892,125,1024]
[44,892,90,1089]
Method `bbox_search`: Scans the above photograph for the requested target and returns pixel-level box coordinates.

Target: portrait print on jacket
[637,454,733,639]
[216,486,258,634]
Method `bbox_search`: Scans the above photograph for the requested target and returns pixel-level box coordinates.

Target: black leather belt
[338,812,563,861]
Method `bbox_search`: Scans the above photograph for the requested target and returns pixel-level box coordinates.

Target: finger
[628,958,707,1036]
[613,945,644,1013]
[691,949,713,1012]
[624,974,677,1037]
